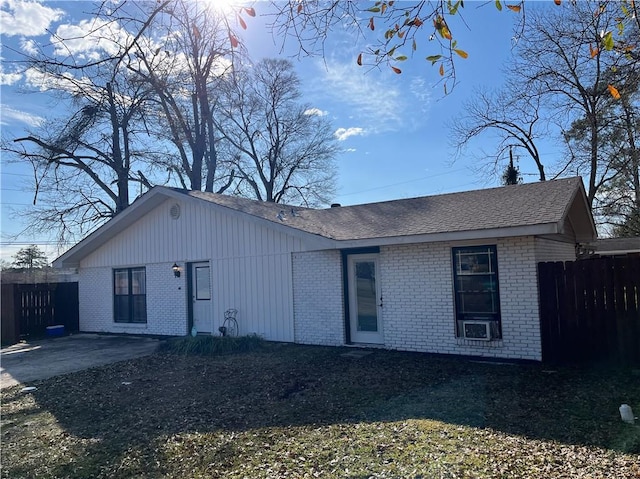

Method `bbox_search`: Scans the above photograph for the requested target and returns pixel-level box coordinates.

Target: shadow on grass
[2,343,639,477]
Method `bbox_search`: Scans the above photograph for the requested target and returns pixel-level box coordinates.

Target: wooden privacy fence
[538,257,640,364]
[1,282,79,345]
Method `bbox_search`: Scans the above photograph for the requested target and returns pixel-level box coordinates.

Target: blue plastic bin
[46,325,65,337]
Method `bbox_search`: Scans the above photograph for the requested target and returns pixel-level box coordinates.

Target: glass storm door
[348,254,384,344]
[191,262,212,333]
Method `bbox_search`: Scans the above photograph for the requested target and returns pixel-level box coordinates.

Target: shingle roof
[593,237,640,254]
[179,177,586,241]
[53,177,594,268]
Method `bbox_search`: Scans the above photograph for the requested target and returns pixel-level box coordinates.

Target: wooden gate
[1,283,79,344]
[538,257,639,364]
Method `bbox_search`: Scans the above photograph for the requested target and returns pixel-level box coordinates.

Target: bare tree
[564,63,640,235]
[3,60,159,242]
[450,87,547,181]
[452,0,639,228]
[214,58,338,206]
[1,0,171,243]
[124,0,240,193]
[512,1,636,207]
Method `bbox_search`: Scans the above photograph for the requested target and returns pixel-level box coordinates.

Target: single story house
[53,176,596,361]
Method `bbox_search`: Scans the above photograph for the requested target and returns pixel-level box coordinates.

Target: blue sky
[0,1,561,263]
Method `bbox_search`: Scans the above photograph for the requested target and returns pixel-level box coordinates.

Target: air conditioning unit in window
[462,321,491,341]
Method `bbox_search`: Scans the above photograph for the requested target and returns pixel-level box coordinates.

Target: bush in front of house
[159,334,264,356]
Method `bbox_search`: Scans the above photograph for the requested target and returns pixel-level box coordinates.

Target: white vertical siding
[78,198,303,341]
[534,238,576,262]
[81,198,305,267]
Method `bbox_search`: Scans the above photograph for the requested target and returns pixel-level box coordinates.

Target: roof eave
[324,223,561,250]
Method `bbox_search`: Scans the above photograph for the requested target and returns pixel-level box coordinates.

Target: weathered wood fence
[1,282,79,345]
[538,257,639,364]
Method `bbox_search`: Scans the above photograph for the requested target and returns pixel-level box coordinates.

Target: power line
[337,168,467,198]
[0,172,31,177]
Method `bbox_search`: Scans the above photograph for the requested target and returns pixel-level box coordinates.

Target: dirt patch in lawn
[2,344,639,478]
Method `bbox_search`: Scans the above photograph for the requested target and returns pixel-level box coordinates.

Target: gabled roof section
[54,177,596,268]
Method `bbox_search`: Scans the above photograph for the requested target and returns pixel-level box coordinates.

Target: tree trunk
[107,82,129,213]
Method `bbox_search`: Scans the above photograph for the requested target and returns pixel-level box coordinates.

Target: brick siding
[292,250,345,346]
[293,236,544,361]
[79,262,187,336]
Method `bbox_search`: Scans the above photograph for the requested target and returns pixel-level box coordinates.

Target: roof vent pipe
[330,203,341,208]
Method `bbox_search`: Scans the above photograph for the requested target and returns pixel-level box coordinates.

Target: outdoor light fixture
[172,263,181,278]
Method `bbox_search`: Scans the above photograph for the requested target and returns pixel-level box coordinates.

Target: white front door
[348,254,384,344]
[191,262,212,333]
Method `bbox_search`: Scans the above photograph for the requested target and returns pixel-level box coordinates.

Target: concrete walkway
[1,334,161,389]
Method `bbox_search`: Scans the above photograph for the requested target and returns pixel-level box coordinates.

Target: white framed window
[114,267,147,323]
[452,245,501,339]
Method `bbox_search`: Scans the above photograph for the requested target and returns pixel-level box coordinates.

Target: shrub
[159,334,264,356]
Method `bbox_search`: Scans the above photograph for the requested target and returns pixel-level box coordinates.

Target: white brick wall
[292,250,344,345]
[146,263,189,336]
[292,237,544,361]
[79,267,113,333]
[79,262,188,336]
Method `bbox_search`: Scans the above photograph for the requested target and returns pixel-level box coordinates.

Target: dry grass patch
[1,344,639,478]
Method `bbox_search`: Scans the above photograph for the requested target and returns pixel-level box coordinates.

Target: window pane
[114,295,130,322]
[457,291,499,314]
[456,249,494,274]
[132,295,147,323]
[132,268,146,295]
[114,270,129,295]
[355,261,377,332]
[457,275,497,293]
[196,266,211,300]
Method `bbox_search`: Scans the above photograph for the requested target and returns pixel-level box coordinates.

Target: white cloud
[334,127,364,141]
[52,19,132,59]
[0,0,64,37]
[20,38,38,55]
[23,66,61,91]
[0,105,44,126]
[345,148,357,152]
[0,65,21,85]
[311,60,403,134]
[304,107,328,116]
[409,77,432,115]
[23,67,100,101]
[308,59,432,135]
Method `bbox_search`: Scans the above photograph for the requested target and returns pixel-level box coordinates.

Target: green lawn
[2,343,639,478]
